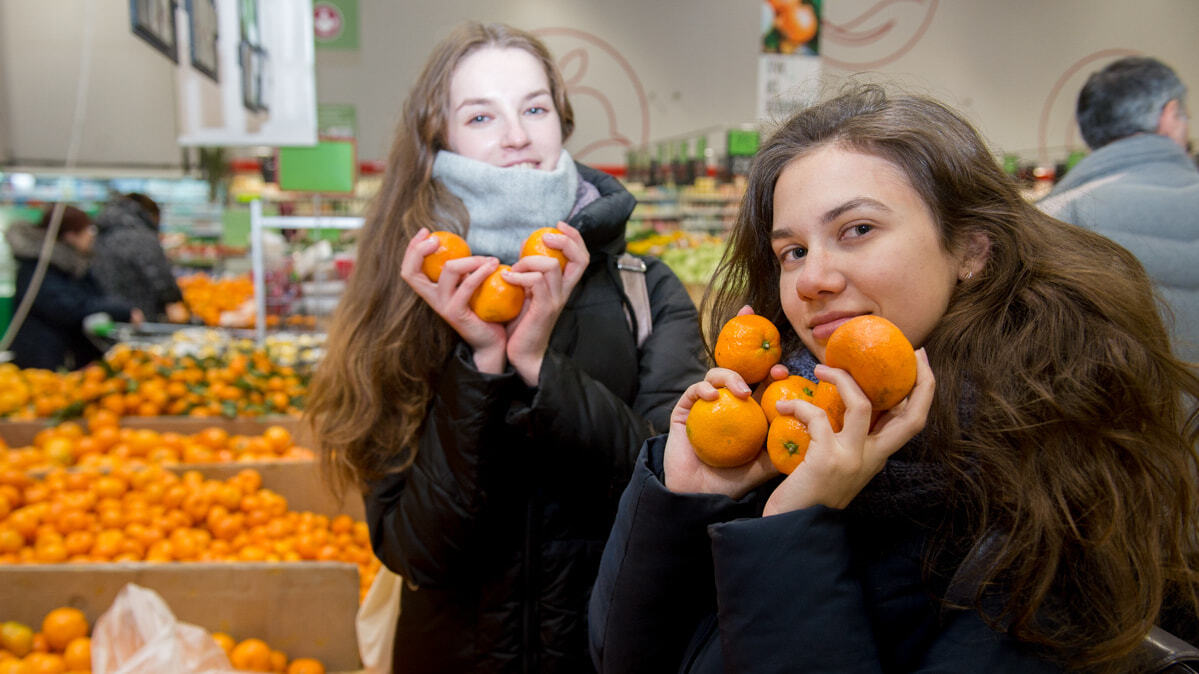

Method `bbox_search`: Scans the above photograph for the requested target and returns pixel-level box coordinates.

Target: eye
[468,114,489,124]
[843,222,873,239]
[525,105,549,116]
[777,245,807,262]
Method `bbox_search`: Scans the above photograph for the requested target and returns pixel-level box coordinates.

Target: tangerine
[824,315,917,411]
[812,381,846,433]
[230,638,272,672]
[684,388,768,468]
[519,226,568,270]
[41,608,88,651]
[0,621,33,658]
[61,637,89,671]
[759,375,816,424]
[286,657,326,674]
[766,415,811,475]
[714,314,782,384]
[469,266,525,323]
[420,231,471,282]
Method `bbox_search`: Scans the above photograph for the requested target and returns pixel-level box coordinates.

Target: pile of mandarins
[1,419,311,474]
[0,345,307,421]
[686,313,917,474]
[0,465,379,603]
[0,605,327,673]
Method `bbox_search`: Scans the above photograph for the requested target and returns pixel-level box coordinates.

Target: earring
[966,271,974,280]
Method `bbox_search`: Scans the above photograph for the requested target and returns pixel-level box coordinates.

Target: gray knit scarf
[432,148,579,264]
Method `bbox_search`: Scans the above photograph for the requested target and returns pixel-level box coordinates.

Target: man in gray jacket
[1040,56,1198,363]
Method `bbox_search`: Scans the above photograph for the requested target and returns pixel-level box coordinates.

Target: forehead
[449,46,550,102]
[773,145,920,216]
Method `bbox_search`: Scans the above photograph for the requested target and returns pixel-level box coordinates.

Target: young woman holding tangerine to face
[590,85,1199,673]
[305,22,705,674]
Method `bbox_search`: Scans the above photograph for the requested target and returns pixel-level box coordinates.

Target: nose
[501,117,530,149]
[793,247,846,301]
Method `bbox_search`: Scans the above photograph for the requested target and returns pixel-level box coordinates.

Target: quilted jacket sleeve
[364,344,522,587]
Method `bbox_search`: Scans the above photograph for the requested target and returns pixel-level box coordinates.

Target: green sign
[314,0,359,50]
[277,140,357,194]
[727,129,760,157]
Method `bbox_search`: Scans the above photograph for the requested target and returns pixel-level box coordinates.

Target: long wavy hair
[704,84,1199,670]
[306,23,575,494]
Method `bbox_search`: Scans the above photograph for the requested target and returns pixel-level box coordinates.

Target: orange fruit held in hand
[714,314,782,384]
[767,415,811,475]
[519,226,568,270]
[759,375,816,424]
[40,608,87,652]
[420,231,471,282]
[812,380,845,432]
[469,265,525,323]
[824,315,917,411]
[685,388,768,468]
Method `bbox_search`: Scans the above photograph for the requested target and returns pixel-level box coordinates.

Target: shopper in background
[305,22,706,673]
[1039,56,1199,363]
[4,205,143,370]
[90,192,188,323]
[590,85,1199,673]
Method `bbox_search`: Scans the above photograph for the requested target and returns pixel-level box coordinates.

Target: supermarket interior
[1,1,1199,672]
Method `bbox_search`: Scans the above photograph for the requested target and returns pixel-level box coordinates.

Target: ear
[1157,99,1189,149]
[958,231,991,281]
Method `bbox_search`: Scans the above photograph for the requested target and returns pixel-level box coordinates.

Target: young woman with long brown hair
[589,85,1199,672]
[305,22,706,673]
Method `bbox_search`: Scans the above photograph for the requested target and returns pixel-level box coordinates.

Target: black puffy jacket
[364,164,708,673]
[90,198,184,321]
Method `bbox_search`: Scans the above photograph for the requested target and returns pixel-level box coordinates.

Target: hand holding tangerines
[401,229,510,373]
[762,348,934,515]
[502,223,589,386]
[664,366,777,499]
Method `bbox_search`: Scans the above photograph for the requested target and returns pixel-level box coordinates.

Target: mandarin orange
[714,315,781,384]
[824,315,916,411]
[519,226,568,270]
[759,375,816,424]
[469,266,525,323]
[766,415,811,475]
[420,231,471,282]
[685,388,768,468]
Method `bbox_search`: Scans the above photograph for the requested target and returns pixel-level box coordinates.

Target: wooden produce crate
[0,562,362,671]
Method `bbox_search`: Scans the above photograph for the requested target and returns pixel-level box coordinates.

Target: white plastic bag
[91,583,240,674]
[356,565,403,674]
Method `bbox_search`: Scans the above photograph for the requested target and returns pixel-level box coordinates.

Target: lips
[504,160,540,169]
[809,312,864,342]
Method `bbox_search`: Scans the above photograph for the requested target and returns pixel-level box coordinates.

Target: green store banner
[314,0,359,50]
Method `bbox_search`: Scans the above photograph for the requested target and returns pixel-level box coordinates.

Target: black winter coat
[589,437,1062,673]
[5,223,135,370]
[364,164,708,673]
[90,198,183,321]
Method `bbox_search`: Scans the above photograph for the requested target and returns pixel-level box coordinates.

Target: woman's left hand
[502,222,589,386]
[762,348,935,515]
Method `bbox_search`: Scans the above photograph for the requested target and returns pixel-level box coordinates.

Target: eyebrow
[454,89,552,113]
[771,197,892,240]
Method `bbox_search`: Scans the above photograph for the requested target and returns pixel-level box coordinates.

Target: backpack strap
[617,252,652,348]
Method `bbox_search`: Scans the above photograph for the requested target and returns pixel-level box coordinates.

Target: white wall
[0,2,181,167]
[2,0,1198,170]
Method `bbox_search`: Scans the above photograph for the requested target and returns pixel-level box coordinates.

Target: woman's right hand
[663,367,777,499]
[400,228,508,373]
